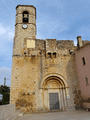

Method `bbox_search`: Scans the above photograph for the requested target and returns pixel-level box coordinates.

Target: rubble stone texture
[10,5,80,112]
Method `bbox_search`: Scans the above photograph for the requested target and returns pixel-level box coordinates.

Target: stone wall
[11,39,78,111]
[11,5,79,112]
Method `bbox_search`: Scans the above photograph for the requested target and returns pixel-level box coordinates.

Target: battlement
[18,39,76,57]
[35,39,75,50]
[56,40,74,49]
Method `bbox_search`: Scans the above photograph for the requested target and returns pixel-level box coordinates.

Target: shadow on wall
[66,54,83,110]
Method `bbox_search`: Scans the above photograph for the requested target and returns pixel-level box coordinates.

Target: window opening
[53,52,56,58]
[48,52,51,58]
[23,11,29,23]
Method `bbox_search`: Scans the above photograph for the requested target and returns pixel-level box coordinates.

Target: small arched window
[23,11,29,23]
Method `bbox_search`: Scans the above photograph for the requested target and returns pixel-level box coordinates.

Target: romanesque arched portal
[42,76,68,111]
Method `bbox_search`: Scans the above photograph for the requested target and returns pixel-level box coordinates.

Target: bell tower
[13,5,36,55]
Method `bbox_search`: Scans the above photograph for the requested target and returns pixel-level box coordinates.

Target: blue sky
[0,0,90,86]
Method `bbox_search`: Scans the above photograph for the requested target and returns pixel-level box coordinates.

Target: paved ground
[17,111,90,120]
[0,105,90,120]
[0,104,19,120]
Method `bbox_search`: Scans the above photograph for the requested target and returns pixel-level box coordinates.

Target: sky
[0,0,90,86]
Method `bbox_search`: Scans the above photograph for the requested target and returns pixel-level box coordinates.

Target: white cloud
[8,29,14,41]
[0,24,6,35]
[0,23,14,41]
[0,67,11,86]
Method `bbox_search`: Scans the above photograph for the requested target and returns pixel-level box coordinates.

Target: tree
[0,85,10,105]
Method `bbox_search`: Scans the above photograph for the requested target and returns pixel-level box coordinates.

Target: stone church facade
[10,5,79,112]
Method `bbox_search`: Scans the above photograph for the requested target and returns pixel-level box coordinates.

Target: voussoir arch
[40,73,68,89]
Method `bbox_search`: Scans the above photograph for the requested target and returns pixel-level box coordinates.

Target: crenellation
[36,39,45,50]
[57,40,74,49]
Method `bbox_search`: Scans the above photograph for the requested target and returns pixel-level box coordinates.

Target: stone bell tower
[13,5,36,55]
[10,5,37,104]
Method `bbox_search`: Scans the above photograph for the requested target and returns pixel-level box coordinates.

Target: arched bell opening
[42,76,68,111]
[22,11,29,23]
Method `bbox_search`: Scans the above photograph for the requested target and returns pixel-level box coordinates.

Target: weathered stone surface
[11,5,79,112]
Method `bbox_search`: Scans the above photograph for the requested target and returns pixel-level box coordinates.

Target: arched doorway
[42,76,68,111]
